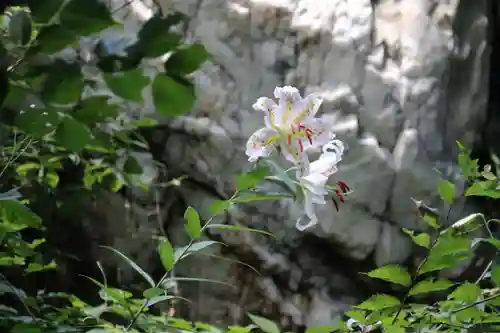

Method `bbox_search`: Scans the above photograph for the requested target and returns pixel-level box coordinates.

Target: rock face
[97,0,491,328]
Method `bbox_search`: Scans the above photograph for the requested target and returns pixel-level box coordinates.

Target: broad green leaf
[383,325,404,333]
[184,206,201,239]
[431,233,470,257]
[207,224,274,237]
[465,180,500,198]
[152,74,194,116]
[102,246,155,287]
[438,179,455,203]
[55,116,92,152]
[408,279,454,296]
[458,148,479,180]
[32,24,77,54]
[354,294,400,310]
[42,61,83,105]
[232,192,293,203]
[402,229,430,248]
[159,238,175,271]
[209,200,231,215]
[133,13,184,58]
[60,0,117,36]
[248,313,280,333]
[345,310,366,323]
[165,43,210,75]
[9,10,32,45]
[16,107,61,137]
[236,167,270,191]
[123,156,142,174]
[142,287,164,299]
[419,253,471,275]
[0,200,41,227]
[26,261,57,273]
[103,69,150,102]
[28,0,64,22]
[448,282,481,302]
[366,265,411,287]
[73,96,119,125]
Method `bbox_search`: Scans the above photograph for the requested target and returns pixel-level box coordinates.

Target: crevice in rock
[475,0,500,220]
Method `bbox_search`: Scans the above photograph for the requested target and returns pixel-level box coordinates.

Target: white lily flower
[245,86,333,174]
[296,139,346,231]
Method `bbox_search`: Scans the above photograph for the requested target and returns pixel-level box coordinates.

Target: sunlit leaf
[366,265,411,287]
[152,74,194,116]
[409,279,454,296]
[248,313,280,333]
[184,206,201,239]
[354,294,400,310]
[438,179,455,203]
[159,238,175,271]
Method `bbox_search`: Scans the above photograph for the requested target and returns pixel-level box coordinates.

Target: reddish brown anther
[337,181,350,193]
[331,198,339,212]
[335,188,345,203]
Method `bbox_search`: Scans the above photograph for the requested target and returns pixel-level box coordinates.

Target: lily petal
[296,192,319,231]
[274,86,301,126]
[252,97,278,128]
[289,92,323,125]
[295,118,334,152]
[245,127,279,162]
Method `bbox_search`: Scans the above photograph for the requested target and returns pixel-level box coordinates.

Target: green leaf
[232,192,293,203]
[0,200,41,228]
[60,0,117,36]
[206,224,274,237]
[236,167,270,191]
[143,287,164,299]
[159,238,175,271]
[102,246,155,287]
[55,116,92,152]
[431,233,470,257]
[354,294,400,310]
[448,282,481,302]
[31,24,77,54]
[408,279,454,296]
[383,325,404,333]
[174,240,222,262]
[438,179,455,203]
[28,0,64,22]
[402,229,430,248]
[103,69,150,102]
[16,108,61,138]
[465,180,500,198]
[366,265,411,287]
[9,10,32,45]
[73,96,119,125]
[248,313,280,333]
[165,43,209,75]
[123,156,142,174]
[41,61,83,105]
[419,253,471,275]
[26,261,57,273]
[184,206,201,239]
[209,200,231,215]
[132,13,184,58]
[152,74,195,116]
